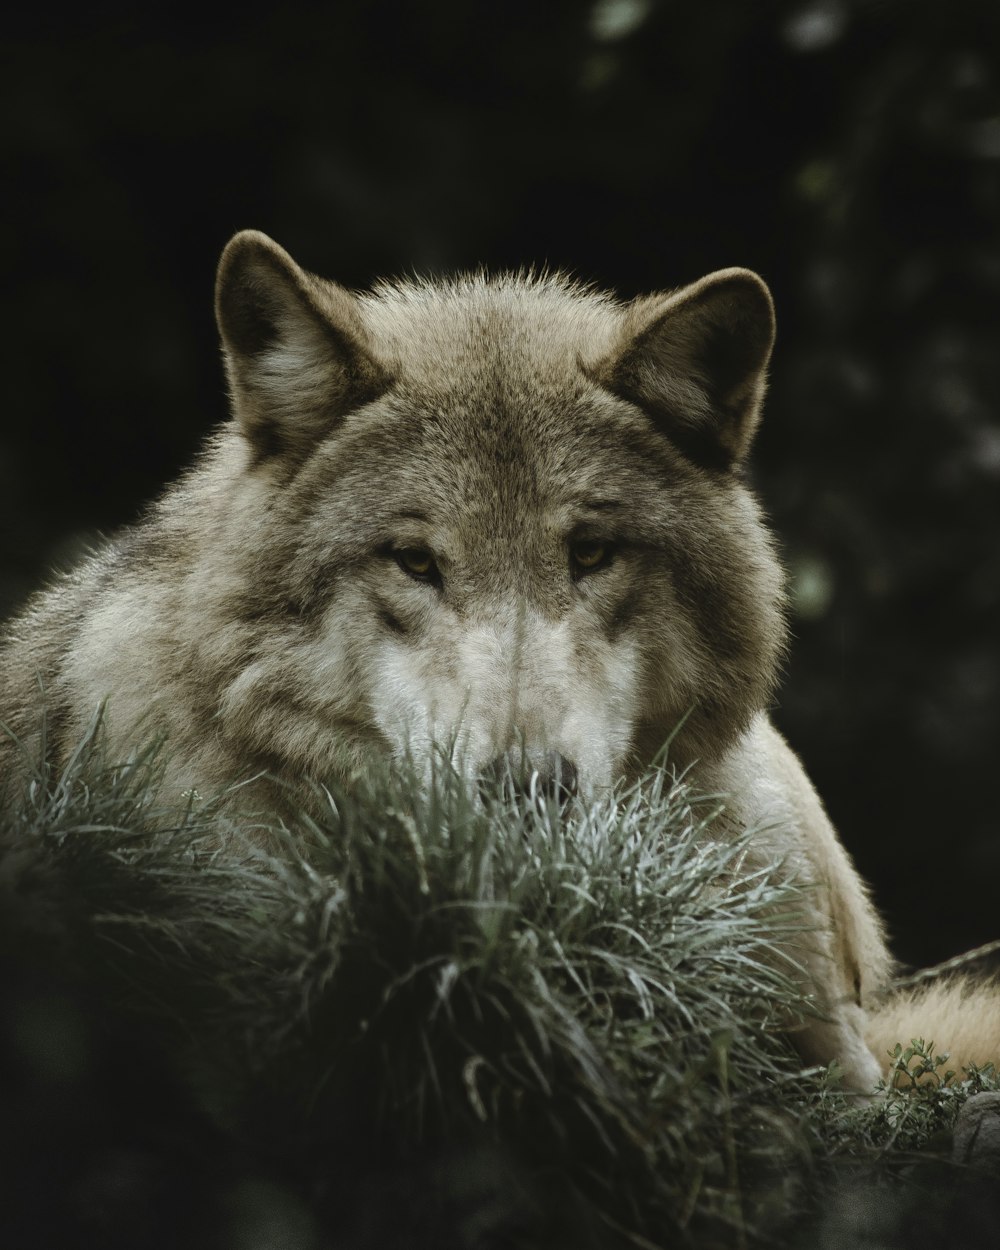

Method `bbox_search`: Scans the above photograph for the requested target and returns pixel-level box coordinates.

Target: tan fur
[1,231,995,1091]
[866,977,1000,1079]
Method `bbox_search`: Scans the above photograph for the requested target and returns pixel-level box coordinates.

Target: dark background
[1,0,998,970]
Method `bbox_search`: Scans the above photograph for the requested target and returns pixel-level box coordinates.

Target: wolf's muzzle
[480,749,579,810]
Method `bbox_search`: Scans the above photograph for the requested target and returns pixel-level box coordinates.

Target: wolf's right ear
[215,231,391,464]
[589,268,776,469]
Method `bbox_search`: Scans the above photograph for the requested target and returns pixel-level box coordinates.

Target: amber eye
[570,539,613,577]
[395,547,439,582]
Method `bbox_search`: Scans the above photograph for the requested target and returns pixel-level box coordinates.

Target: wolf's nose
[481,750,579,808]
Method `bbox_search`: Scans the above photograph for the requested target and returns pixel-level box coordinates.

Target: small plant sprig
[887,1037,957,1090]
[811,1037,1000,1163]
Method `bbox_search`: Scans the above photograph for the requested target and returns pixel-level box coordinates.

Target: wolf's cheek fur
[216,620,388,781]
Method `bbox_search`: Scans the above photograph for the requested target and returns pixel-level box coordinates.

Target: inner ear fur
[215,230,391,464]
[592,268,776,468]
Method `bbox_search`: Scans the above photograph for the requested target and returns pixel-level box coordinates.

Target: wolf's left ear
[590,268,775,468]
[215,230,391,464]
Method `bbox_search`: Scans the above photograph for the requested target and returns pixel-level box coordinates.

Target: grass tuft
[2,715,998,1248]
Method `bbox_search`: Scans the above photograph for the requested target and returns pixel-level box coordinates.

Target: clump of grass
[3,715,995,1248]
[1,717,826,1246]
[282,756,824,1246]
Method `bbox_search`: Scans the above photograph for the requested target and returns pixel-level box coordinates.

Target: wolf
[0,231,994,1090]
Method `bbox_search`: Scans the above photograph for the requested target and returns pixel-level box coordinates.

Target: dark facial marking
[374,597,409,636]
[579,499,623,513]
[389,508,433,525]
[607,587,641,641]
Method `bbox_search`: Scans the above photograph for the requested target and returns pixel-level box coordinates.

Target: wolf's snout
[481,750,579,808]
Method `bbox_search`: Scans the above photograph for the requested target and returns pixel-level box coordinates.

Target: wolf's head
[212,232,784,798]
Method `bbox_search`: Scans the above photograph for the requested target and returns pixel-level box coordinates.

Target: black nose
[481,750,579,808]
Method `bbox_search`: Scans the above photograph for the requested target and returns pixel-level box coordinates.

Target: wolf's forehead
[358,402,661,549]
[333,276,669,536]
[372,366,649,528]
[355,276,635,478]
[358,274,623,381]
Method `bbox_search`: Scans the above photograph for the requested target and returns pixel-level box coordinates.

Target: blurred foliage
[1,0,999,966]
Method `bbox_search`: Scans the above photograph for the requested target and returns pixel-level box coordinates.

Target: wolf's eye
[395,547,439,583]
[570,539,613,578]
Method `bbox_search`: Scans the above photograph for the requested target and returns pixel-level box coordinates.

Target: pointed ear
[590,268,775,468]
[215,230,391,464]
